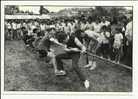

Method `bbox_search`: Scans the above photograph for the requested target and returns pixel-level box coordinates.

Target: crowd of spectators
[5,15,132,66]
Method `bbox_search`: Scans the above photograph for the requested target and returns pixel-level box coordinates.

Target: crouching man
[55,33,90,89]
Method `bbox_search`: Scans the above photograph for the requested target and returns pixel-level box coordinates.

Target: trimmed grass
[4,40,132,92]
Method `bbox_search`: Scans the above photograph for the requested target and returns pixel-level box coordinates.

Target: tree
[39,6,49,15]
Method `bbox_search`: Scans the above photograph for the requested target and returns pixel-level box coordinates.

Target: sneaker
[89,61,96,70]
[100,56,103,58]
[55,70,66,76]
[26,44,29,47]
[84,61,92,68]
[117,61,120,64]
[84,80,90,89]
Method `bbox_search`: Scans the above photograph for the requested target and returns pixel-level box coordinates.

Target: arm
[85,30,100,41]
[50,37,66,48]
[121,34,124,45]
[74,37,86,53]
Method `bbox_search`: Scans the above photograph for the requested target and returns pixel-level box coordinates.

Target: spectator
[100,25,111,59]
[113,27,123,63]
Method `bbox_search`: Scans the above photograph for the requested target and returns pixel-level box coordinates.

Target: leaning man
[55,33,90,89]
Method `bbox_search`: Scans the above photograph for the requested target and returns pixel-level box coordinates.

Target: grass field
[4,40,132,92]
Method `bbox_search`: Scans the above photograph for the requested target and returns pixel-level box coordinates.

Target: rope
[85,51,132,70]
[55,44,132,70]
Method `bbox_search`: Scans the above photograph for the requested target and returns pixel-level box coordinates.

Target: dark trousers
[13,29,17,40]
[56,52,86,81]
[101,43,110,59]
[126,42,132,66]
[113,48,121,62]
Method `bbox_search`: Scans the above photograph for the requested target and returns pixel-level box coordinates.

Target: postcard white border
[1,0,138,98]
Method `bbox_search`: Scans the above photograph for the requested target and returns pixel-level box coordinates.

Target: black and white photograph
[1,1,134,94]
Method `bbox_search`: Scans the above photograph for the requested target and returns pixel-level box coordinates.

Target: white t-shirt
[7,23,12,29]
[100,21,110,27]
[12,22,17,30]
[22,22,28,30]
[59,25,64,31]
[85,23,93,30]
[85,29,100,39]
[49,25,56,29]
[100,32,110,44]
[40,24,46,31]
[113,33,123,48]
[17,23,21,29]
[80,23,87,31]
[31,25,36,32]
[34,21,39,27]
[92,22,102,33]
[70,23,75,33]
[64,25,70,34]
[61,22,65,28]
[125,21,132,41]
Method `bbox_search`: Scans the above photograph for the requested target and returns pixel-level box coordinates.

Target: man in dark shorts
[37,27,65,73]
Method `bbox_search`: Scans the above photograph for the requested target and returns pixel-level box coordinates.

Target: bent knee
[48,52,55,58]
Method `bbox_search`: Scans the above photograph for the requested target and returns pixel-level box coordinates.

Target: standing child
[100,25,111,59]
[113,27,123,63]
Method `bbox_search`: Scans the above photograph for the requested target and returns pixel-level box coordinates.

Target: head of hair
[116,26,122,33]
[101,25,107,31]
[74,29,84,42]
[33,28,38,33]
[21,27,26,30]
[56,32,67,43]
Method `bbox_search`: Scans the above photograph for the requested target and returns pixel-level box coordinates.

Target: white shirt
[22,22,28,29]
[61,22,65,28]
[100,21,110,27]
[40,24,46,31]
[17,23,21,29]
[34,21,39,27]
[64,25,70,34]
[12,22,17,30]
[85,29,100,39]
[92,22,102,33]
[7,23,12,29]
[80,22,87,31]
[100,32,110,44]
[125,21,132,41]
[85,22,93,30]
[31,25,36,31]
[70,23,75,33]
[113,33,123,48]
[58,24,64,31]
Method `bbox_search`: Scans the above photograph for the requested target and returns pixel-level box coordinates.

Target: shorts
[88,39,98,53]
[38,50,55,58]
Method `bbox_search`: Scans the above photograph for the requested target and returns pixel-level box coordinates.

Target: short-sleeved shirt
[92,22,102,33]
[64,25,70,34]
[40,24,46,31]
[113,33,123,49]
[85,29,100,39]
[17,23,21,29]
[100,21,110,27]
[125,21,132,41]
[12,22,17,30]
[7,23,12,29]
[100,32,110,44]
